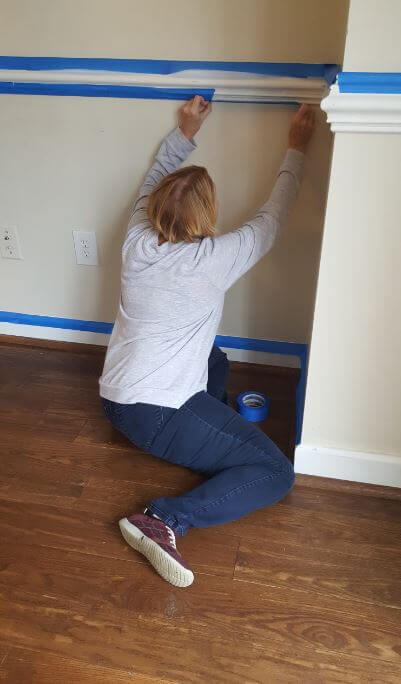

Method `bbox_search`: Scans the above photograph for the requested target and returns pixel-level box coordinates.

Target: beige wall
[2,0,347,63]
[0,0,348,344]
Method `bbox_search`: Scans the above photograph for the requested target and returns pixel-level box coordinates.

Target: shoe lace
[166,526,176,549]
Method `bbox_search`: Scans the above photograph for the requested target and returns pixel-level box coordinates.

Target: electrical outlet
[72,230,99,266]
[0,226,23,260]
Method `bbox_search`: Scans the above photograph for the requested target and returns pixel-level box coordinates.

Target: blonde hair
[147,165,217,244]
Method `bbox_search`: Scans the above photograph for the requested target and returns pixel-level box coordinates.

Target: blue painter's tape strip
[338,72,401,94]
[0,311,308,443]
[0,81,215,102]
[0,56,339,85]
[0,310,113,334]
[295,346,308,445]
[215,334,306,357]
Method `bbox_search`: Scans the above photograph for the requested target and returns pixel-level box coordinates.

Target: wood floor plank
[0,457,85,508]
[0,647,167,684]
[0,383,53,413]
[235,535,401,608]
[0,345,103,385]
[0,647,10,669]
[1,435,202,494]
[283,479,401,522]
[2,341,401,683]
[75,473,202,515]
[0,409,86,442]
[43,383,103,420]
[0,499,239,579]
[226,499,401,566]
[1,542,401,667]
[0,580,400,683]
[74,416,137,451]
[296,473,401,501]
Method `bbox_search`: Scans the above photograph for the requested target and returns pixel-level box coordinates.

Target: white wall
[343,0,401,71]
[301,133,401,456]
[0,0,348,344]
[296,0,401,485]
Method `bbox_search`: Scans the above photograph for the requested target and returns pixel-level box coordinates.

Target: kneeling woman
[100,96,315,587]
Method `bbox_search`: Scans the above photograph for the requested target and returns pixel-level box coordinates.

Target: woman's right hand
[178,96,212,140]
[288,104,316,153]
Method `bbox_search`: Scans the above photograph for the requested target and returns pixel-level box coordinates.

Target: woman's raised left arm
[127,96,212,232]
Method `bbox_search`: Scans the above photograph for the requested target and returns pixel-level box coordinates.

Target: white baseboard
[0,323,300,368]
[220,346,300,368]
[295,444,401,488]
[0,322,111,346]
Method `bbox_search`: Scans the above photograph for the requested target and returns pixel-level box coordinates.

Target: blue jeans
[102,346,295,536]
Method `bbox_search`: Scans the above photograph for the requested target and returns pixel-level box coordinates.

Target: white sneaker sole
[119,518,194,588]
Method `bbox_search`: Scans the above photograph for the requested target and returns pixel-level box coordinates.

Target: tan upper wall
[0,1,348,343]
[2,0,348,63]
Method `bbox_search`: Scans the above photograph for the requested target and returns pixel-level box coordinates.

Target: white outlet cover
[0,226,23,260]
[72,230,99,266]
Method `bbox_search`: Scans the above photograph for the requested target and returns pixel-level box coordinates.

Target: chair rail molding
[321,72,401,133]
[0,57,338,105]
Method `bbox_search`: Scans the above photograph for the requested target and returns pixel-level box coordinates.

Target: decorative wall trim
[322,75,401,133]
[295,444,401,488]
[0,56,338,104]
[0,309,308,443]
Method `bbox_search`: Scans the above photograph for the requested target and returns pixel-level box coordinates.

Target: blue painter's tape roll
[236,391,270,422]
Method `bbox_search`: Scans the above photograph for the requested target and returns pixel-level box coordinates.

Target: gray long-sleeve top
[99,128,304,407]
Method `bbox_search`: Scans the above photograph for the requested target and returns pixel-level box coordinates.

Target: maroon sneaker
[119,513,194,587]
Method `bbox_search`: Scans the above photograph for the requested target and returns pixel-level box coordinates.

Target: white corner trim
[295,443,401,488]
[321,84,401,133]
[0,69,328,104]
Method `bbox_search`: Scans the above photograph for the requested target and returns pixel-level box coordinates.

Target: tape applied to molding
[236,391,270,423]
[0,57,339,85]
[0,81,215,101]
[0,57,339,103]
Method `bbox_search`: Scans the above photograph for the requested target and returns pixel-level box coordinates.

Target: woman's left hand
[179,96,212,140]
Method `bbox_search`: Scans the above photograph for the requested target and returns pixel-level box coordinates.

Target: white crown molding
[295,443,401,487]
[321,84,401,133]
[0,68,328,104]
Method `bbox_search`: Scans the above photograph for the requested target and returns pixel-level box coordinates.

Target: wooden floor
[0,340,401,683]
